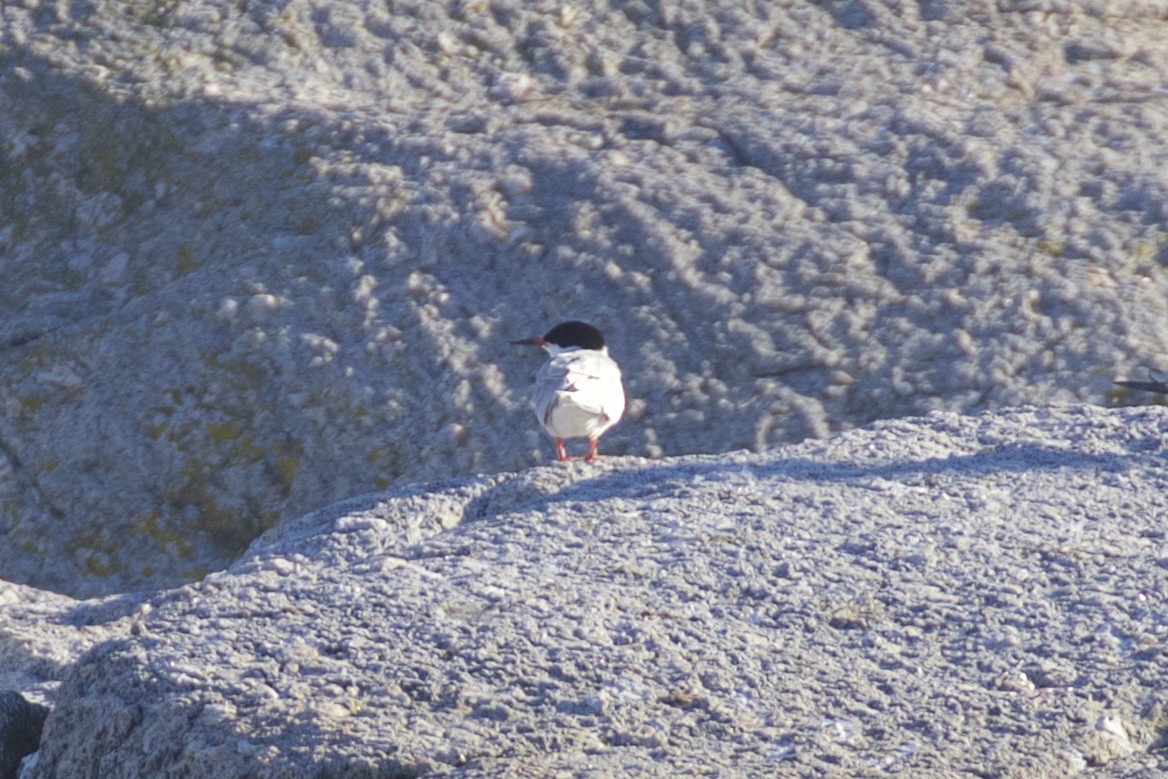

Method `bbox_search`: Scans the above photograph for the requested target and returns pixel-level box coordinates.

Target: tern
[512,321,625,462]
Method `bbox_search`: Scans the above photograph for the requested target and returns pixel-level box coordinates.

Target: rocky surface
[2,405,1166,777]
[4,1,1168,597]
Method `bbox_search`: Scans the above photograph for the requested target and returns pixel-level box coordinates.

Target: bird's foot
[555,438,568,461]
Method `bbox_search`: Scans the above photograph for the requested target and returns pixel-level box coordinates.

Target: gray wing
[535,351,625,423]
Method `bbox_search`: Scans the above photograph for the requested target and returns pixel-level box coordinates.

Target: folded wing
[534,351,625,436]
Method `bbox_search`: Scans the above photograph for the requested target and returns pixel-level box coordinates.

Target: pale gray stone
[7,406,1168,777]
[4,1,1168,598]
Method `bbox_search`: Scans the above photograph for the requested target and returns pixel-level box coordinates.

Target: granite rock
[6,405,1167,777]
[4,1,1168,597]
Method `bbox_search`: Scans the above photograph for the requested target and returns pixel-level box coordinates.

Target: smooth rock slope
[6,405,1167,777]
[4,2,1168,597]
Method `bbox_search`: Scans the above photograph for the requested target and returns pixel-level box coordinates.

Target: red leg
[584,437,599,462]
[555,438,568,461]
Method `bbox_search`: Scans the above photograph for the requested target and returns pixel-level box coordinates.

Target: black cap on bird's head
[512,321,607,352]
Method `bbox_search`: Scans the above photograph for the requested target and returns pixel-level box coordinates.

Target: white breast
[531,348,625,441]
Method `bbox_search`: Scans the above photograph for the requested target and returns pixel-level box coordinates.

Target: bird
[512,321,625,462]
[1116,370,1168,394]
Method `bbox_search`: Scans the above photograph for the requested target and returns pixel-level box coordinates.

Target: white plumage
[534,348,624,439]
[513,321,625,461]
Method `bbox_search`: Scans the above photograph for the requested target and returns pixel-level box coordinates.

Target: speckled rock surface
[13,405,1168,777]
[3,1,1168,597]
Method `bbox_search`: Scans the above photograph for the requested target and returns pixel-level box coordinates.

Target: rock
[3,1,1168,599]
[10,406,1168,777]
[0,692,47,779]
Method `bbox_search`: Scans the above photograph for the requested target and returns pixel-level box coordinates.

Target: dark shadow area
[0,690,47,779]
